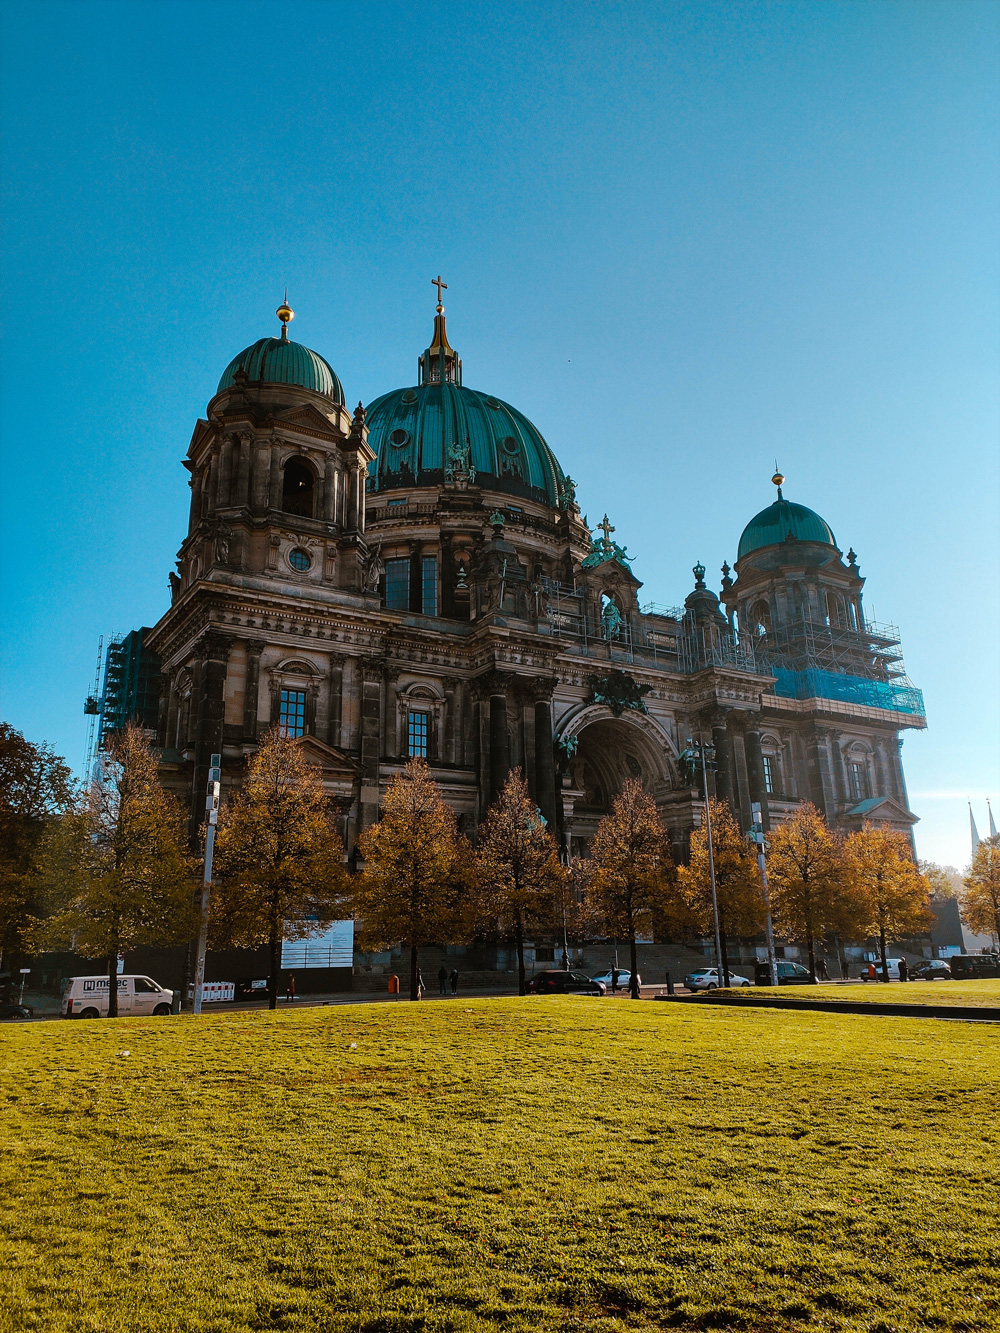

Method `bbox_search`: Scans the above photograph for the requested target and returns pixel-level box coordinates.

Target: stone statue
[601,596,624,640]
[362,540,384,593]
[556,732,579,761]
[168,571,181,600]
[214,528,231,566]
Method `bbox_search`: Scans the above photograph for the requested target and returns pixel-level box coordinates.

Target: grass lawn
[744,979,1000,1008]
[2,1000,997,1333]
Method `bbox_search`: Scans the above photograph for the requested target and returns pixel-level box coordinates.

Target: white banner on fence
[202,981,235,1003]
[281,919,354,970]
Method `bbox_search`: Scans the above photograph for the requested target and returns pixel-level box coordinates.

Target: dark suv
[526,970,606,996]
[947,954,1000,980]
[754,960,816,986]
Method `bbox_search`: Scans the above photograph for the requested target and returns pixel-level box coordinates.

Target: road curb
[652,994,1000,1021]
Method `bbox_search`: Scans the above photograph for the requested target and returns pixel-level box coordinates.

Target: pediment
[271,403,343,437]
[845,796,919,826]
[295,734,361,780]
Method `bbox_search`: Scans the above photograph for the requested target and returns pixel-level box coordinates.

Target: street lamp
[683,737,726,986]
[749,802,779,986]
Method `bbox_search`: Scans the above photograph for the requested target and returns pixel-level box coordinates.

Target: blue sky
[1,0,997,868]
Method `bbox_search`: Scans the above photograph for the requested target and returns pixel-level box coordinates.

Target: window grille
[279,689,306,738]
[408,710,429,758]
[385,558,410,610]
[421,556,437,616]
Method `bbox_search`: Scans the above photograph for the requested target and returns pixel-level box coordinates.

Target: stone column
[234,433,252,508]
[534,696,558,831]
[710,712,735,813]
[489,690,509,807]
[359,663,383,828]
[242,640,264,741]
[381,664,400,759]
[744,721,771,832]
[327,655,344,748]
[443,681,456,764]
[805,726,837,822]
[323,456,337,522]
[268,447,282,513]
[218,436,234,508]
[251,441,270,512]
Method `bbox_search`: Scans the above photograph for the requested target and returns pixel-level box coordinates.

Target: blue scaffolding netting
[770,666,925,718]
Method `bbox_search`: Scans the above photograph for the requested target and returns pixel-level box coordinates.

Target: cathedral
[147,286,925,861]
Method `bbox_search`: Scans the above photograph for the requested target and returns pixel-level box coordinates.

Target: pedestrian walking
[610,966,619,994]
[416,968,426,999]
[898,956,909,983]
[840,954,850,980]
[449,967,459,996]
[817,957,830,981]
[284,973,296,1002]
[437,966,448,995]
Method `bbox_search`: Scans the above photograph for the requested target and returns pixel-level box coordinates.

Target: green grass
[745,979,1000,1008]
[2,1000,998,1333]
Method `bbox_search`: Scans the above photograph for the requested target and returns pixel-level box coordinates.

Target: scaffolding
[83,630,162,775]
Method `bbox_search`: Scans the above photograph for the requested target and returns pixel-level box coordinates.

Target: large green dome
[217,337,345,403]
[737,496,837,560]
[365,380,569,507]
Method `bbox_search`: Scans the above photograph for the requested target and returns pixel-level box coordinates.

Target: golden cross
[598,513,616,546]
[432,274,448,306]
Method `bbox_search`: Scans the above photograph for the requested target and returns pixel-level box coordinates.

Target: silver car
[684,967,750,991]
[591,969,641,993]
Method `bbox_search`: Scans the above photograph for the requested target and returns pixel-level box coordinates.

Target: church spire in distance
[419,274,462,385]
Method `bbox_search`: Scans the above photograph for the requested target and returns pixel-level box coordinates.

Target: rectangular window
[407,710,429,758]
[279,688,306,738]
[762,754,775,794]
[848,761,870,801]
[385,558,410,610]
[421,556,437,617]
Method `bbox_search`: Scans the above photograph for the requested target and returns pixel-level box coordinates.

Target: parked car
[0,1002,33,1020]
[684,967,751,991]
[908,959,953,981]
[946,954,1000,980]
[754,960,817,986]
[526,970,606,996]
[61,975,174,1018]
[590,969,642,992]
[859,958,905,981]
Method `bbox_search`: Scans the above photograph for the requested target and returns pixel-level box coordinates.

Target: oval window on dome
[289,548,311,573]
[485,397,501,409]
[501,435,520,455]
[401,390,417,404]
[390,429,410,447]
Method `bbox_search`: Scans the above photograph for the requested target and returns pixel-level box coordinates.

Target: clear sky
[1,0,997,869]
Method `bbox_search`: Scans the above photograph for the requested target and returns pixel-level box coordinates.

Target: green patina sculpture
[588,669,651,717]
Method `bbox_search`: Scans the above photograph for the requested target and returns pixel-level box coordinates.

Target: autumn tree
[37,724,194,1017]
[766,803,858,981]
[0,724,76,972]
[354,759,465,1001]
[586,778,674,998]
[678,798,763,984]
[475,769,565,996]
[960,835,1000,942]
[919,861,962,901]
[212,728,349,1010]
[844,824,934,982]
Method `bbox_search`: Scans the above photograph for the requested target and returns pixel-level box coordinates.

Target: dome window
[501,435,520,455]
[485,397,501,409]
[390,429,410,447]
[288,548,311,573]
[401,390,417,404]
[282,459,315,518]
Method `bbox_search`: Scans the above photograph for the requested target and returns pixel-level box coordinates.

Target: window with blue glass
[421,556,437,616]
[407,710,429,758]
[279,689,306,738]
[384,558,410,610]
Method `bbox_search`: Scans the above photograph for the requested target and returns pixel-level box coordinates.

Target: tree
[919,861,962,900]
[212,728,349,1010]
[37,724,194,1017]
[354,759,464,1001]
[678,798,763,983]
[586,778,674,998]
[0,724,76,970]
[766,803,858,981]
[844,824,934,982]
[960,835,1000,943]
[475,769,565,996]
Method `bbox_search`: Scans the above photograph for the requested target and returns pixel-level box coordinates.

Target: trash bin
[387,974,399,995]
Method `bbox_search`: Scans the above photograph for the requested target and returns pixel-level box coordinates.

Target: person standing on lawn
[898,956,908,983]
[416,968,426,999]
[437,965,448,995]
[284,973,296,1002]
[449,967,459,995]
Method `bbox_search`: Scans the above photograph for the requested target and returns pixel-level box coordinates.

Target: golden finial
[772,462,785,497]
[276,289,294,340]
[432,274,448,313]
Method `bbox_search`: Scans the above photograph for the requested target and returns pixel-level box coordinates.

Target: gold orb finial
[276,289,294,340]
[772,469,785,488]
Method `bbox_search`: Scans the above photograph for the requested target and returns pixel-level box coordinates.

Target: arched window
[750,600,771,637]
[826,591,845,628]
[282,459,315,517]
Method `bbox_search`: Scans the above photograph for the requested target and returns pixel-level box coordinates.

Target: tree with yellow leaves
[587,778,674,998]
[475,769,565,996]
[37,723,194,1018]
[844,823,934,982]
[212,728,349,1009]
[766,803,859,981]
[354,759,465,1001]
[678,798,763,984]
[960,835,1000,943]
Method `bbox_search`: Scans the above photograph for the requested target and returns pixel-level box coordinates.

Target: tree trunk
[628,926,640,999]
[805,926,816,983]
[410,943,419,1001]
[878,923,890,983]
[107,941,119,1019]
[516,915,526,996]
[268,914,280,1010]
[719,924,732,988]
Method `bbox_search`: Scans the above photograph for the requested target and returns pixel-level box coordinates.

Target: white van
[62,975,174,1019]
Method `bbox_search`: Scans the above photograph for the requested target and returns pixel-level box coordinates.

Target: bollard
[387,974,399,996]
[665,970,675,996]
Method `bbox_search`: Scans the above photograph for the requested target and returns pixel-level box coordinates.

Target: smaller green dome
[217,337,344,403]
[738,496,837,560]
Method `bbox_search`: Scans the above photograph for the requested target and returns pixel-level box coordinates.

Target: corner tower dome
[737,471,837,560]
[216,298,345,403]
[365,287,570,509]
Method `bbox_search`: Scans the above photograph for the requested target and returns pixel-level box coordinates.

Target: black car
[908,959,952,981]
[754,960,816,986]
[946,954,1000,980]
[526,970,606,996]
[0,1002,33,1020]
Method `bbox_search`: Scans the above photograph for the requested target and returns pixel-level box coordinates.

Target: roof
[365,381,569,508]
[217,337,345,403]
[737,497,837,560]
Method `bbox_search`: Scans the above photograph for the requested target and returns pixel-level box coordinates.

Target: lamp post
[684,737,726,985]
[750,802,779,986]
[192,753,221,1016]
